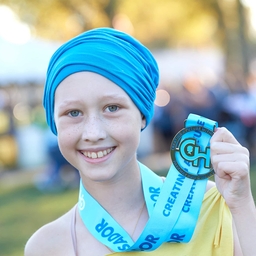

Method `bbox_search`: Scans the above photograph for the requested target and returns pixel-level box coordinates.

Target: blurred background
[1,0,256,255]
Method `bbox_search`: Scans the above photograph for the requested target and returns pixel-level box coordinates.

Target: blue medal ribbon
[78,114,218,251]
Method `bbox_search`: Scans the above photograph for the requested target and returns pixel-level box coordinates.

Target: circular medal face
[170,126,214,180]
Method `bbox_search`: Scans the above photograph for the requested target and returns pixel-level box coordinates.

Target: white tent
[0,37,61,85]
[0,37,224,86]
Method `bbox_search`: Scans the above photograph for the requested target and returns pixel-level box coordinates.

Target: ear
[141,115,146,130]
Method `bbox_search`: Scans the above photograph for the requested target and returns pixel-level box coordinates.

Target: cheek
[117,116,142,144]
[57,130,80,168]
[57,133,72,155]
[57,125,80,153]
[56,117,81,139]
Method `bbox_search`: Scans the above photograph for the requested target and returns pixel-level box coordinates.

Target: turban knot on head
[43,27,159,135]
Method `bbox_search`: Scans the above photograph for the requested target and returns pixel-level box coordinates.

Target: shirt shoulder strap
[71,204,78,256]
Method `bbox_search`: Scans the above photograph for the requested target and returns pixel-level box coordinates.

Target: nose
[81,114,107,142]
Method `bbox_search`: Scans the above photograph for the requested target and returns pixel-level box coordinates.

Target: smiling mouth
[82,147,115,159]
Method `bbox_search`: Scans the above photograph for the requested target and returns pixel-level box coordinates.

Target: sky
[0,5,31,44]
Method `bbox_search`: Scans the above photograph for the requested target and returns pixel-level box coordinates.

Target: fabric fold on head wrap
[43,27,159,135]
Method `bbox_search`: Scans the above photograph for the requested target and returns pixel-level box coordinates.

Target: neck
[80,161,144,216]
[78,161,147,236]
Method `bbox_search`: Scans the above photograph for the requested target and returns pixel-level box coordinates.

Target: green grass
[1,169,256,256]
[0,185,78,256]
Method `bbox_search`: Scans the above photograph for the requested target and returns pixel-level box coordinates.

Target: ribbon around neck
[78,114,218,252]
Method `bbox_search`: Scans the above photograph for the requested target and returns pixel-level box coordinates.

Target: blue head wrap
[43,27,159,135]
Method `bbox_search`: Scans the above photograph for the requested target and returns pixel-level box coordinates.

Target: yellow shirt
[111,186,233,256]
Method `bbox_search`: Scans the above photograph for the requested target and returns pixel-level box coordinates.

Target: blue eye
[69,110,80,117]
[107,105,119,112]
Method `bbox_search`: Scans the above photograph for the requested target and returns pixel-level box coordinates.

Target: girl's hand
[210,127,251,211]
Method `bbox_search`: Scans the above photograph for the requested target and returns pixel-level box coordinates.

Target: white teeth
[83,148,113,159]
[91,152,97,159]
[97,151,103,158]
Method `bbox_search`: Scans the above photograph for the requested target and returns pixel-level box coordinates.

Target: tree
[0,0,253,84]
[0,0,113,40]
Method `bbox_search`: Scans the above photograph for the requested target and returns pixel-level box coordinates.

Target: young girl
[25,27,256,256]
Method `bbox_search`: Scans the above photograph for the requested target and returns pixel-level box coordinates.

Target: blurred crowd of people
[152,71,256,163]
[1,69,256,192]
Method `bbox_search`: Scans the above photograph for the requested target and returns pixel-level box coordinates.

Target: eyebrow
[56,99,83,110]
[57,94,129,108]
[100,94,129,102]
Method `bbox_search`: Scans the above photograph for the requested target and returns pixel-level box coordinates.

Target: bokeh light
[154,89,170,107]
[13,102,31,124]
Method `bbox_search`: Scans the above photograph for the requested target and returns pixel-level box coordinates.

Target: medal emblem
[170,126,214,180]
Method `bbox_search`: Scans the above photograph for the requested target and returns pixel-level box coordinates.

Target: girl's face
[54,72,146,182]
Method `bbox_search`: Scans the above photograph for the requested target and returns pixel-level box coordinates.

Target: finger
[211,127,240,145]
[211,142,249,155]
[213,161,249,180]
[211,152,250,168]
